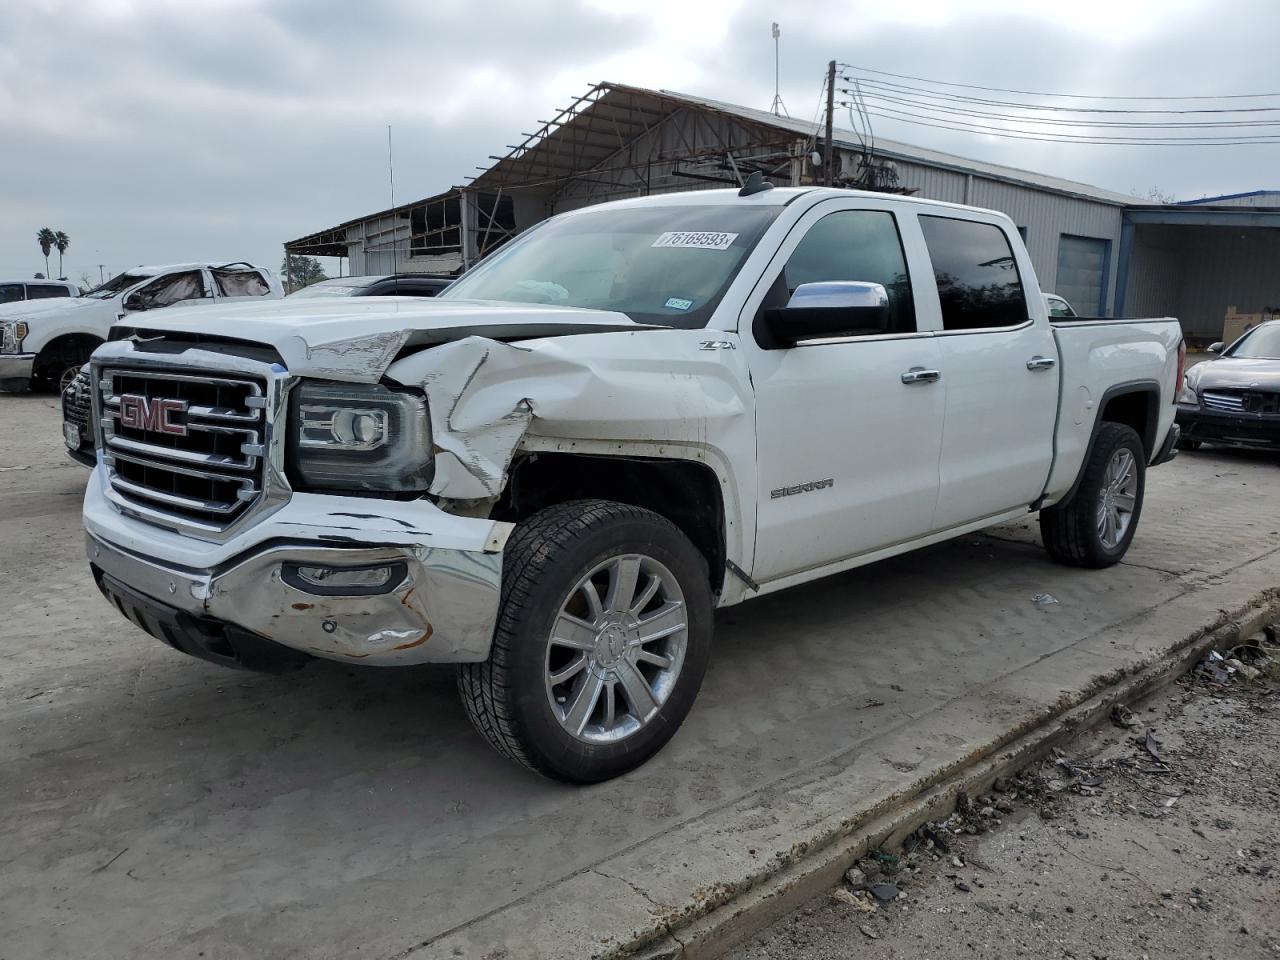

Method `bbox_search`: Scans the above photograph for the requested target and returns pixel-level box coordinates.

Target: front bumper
[1176,404,1280,448]
[84,467,510,666]
[0,352,35,387]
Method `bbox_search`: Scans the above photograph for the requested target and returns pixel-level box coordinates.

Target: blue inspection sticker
[664,297,694,311]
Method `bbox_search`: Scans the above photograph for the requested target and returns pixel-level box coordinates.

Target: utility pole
[97,264,104,284]
[824,60,836,187]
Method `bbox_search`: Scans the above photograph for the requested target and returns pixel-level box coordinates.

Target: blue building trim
[1177,189,1278,206]
[1124,209,1280,227]
[1114,221,1135,317]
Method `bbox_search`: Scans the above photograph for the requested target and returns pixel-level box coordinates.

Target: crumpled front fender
[386,329,753,507]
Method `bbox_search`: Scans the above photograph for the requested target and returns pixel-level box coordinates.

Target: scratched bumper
[83,467,508,665]
[0,352,35,386]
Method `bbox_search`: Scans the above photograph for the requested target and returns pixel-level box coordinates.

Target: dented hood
[125,296,653,381]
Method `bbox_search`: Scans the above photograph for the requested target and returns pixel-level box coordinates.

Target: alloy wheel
[544,554,689,744]
[1096,448,1138,550]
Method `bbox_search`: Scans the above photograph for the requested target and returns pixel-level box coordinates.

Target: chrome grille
[99,368,268,528]
[1202,389,1279,415]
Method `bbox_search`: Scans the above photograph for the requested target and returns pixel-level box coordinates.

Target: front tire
[1040,423,1146,568]
[458,499,713,783]
[35,342,93,395]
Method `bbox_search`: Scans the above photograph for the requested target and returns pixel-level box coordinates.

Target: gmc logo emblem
[119,394,188,436]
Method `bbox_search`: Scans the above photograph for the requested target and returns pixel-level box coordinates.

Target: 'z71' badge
[771,478,834,499]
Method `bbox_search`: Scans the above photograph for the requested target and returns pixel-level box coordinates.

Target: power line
[849,105,1280,146]
[836,62,1280,101]
[840,90,1280,130]
[839,77,1280,116]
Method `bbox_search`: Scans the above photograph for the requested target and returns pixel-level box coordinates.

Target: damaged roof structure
[285,81,1280,339]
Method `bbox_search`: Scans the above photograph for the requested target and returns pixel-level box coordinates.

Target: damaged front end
[83,336,511,668]
[84,299,749,668]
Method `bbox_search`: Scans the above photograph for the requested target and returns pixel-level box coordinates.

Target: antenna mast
[770,23,789,117]
[387,124,399,280]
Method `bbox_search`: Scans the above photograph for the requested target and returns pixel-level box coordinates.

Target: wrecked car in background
[0,262,281,393]
[1177,318,1280,449]
[80,184,1184,783]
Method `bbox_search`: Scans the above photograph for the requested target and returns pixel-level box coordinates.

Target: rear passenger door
[746,200,945,583]
[917,215,1058,529]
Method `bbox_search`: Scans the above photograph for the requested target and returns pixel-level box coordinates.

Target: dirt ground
[739,635,1280,960]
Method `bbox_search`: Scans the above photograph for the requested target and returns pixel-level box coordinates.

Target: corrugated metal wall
[889,158,1125,311]
[1126,223,1280,338]
[1121,225,1181,322]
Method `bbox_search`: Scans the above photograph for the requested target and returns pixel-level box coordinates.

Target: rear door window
[27,283,73,300]
[919,216,1028,330]
[212,268,271,298]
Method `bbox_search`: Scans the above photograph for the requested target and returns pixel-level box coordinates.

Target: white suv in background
[0,262,282,392]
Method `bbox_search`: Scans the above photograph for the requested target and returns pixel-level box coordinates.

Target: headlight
[1177,375,1198,405]
[288,381,433,492]
[0,320,26,353]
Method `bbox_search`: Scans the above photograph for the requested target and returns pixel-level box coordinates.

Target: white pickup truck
[0,261,281,392]
[81,184,1184,782]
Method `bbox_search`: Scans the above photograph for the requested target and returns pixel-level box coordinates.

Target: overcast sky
[4,0,1278,285]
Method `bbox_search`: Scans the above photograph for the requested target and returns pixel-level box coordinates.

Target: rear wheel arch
[1096,382,1160,461]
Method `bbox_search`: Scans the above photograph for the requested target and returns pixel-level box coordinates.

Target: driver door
[744,200,945,584]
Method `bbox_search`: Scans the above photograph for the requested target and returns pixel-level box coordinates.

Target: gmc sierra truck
[80,183,1184,783]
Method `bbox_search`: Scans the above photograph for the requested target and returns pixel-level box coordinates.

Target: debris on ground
[1031,592,1059,606]
[750,623,1280,960]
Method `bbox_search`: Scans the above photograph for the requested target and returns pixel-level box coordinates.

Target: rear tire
[1040,423,1146,568]
[458,499,713,783]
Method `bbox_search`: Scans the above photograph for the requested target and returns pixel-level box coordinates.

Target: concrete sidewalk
[1,393,1278,960]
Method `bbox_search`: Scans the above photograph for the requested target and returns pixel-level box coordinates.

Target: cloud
[2,0,1277,282]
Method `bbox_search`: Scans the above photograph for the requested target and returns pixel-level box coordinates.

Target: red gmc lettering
[118,395,188,436]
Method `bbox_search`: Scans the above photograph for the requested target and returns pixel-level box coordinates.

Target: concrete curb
[654,590,1280,960]
[410,565,1280,960]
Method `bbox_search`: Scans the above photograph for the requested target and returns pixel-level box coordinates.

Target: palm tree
[37,228,56,279]
[53,231,70,279]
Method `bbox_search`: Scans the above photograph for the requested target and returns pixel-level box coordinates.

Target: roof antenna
[770,23,789,117]
[739,170,774,197]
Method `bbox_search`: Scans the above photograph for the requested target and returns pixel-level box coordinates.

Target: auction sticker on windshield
[651,231,739,251]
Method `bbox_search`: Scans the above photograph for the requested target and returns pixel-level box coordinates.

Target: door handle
[1026,356,1057,371]
[901,367,941,384]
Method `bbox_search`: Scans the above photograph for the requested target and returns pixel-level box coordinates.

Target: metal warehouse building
[285,82,1280,341]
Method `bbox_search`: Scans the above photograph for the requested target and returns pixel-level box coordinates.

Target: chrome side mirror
[786,281,889,310]
[1208,341,1224,354]
[762,281,891,348]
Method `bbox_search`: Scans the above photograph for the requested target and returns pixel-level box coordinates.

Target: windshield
[1227,323,1280,360]
[85,272,145,299]
[440,204,783,328]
